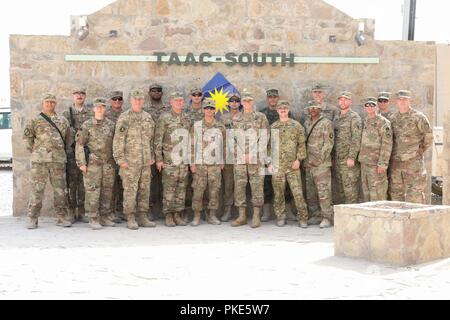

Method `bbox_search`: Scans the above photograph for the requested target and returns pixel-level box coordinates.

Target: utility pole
[402,0,417,41]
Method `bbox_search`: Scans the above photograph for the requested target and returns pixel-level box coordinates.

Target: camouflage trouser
[389,158,427,204]
[192,165,222,212]
[272,170,308,221]
[305,165,333,220]
[264,175,274,203]
[361,164,388,202]
[67,159,85,210]
[111,165,124,213]
[234,164,264,208]
[335,162,361,204]
[119,165,152,216]
[28,162,68,218]
[83,163,115,218]
[162,165,188,215]
[223,164,234,206]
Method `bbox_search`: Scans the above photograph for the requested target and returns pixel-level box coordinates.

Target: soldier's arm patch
[24,128,31,137]
[329,132,334,140]
[385,126,392,138]
[119,126,126,133]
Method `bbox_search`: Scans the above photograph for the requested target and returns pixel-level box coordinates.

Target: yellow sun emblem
[207,88,230,114]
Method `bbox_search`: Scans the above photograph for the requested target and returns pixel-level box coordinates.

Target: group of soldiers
[23,83,433,231]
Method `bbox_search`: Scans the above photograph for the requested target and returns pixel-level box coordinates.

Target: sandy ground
[0,169,449,300]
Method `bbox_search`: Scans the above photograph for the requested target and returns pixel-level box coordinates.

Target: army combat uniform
[113,89,156,230]
[358,98,393,202]
[76,98,116,229]
[23,94,73,229]
[389,90,433,204]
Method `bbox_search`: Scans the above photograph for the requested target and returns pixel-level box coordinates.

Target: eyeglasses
[204,107,215,110]
[111,97,123,102]
[150,89,162,93]
[229,99,241,103]
[192,93,203,97]
[365,104,377,108]
[378,99,389,103]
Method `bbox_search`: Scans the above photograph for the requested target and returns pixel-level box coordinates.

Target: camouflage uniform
[389,92,433,203]
[303,113,334,220]
[62,99,94,217]
[23,94,73,225]
[75,113,116,221]
[333,108,362,204]
[358,101,393,202]
[270,116,308,222]
[113,106,155,221]
[154,108,191,216]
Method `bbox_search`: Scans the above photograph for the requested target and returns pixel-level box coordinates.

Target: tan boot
[221,206,232,222]
[320,218,332,229]
[261,203,273,222]
[100,216,116,227]
[77,207,89,223]
[276,215,286,227]
[26,217,38,230]
[136,214,156,228]
[126,215,139,230]
[165,213,176,227]
[207,210,221,225]
[89,217,102,230]
[251,207,262,229]
[231,207,247,227]
[67,208,76,224]
[56,214,72,228]
[299,220,308,229]
[174,212,187,226]
[191,210,201,227]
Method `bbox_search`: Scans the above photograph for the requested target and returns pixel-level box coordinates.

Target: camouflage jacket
[221,110,242,129]
[184,105,204,127]
[380,110,395,122]
[302,102,338,124]
[390,108,433,162]
[303,116,334,168]
[62,104,94,132]
[333,110,362,163]
[358,115,393,169]
[191,119,226,166]
[271,119,306,173]
[113,110,155,166]
[261,106,295,126]
[75,118,115,167]
[23,113,73,164]
[144,101,170,121]
[105,106,124,124]
[154,110,191,166]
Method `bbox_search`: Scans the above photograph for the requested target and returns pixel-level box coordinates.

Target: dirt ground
[0,169,449,300]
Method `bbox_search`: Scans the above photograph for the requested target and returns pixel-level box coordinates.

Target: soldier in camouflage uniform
[333,91,362,205]
[190,101,225,226]
[63,87,93,223]
[389,90,433,204]
[303,101,334,229]
[23,94,73,229]
[154,92,191,227]
[106,91,125,223]
[269,101,308,228]
[113,89,156,230]
[76,98,116,230]
[358,97,393,202]
[303,84,339,123]
[231,90,270,229]
[220,92,242,222]
[377,92,394,121]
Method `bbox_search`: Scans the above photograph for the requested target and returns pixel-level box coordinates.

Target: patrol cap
[72,87,87,94]
[276,100,290,109]
[170,91,185,100]
[203,100,216,109]
[364,97,378,107]
[109,91,123,99]
[93,97,107,107]
[338,91,352,100]
[131,89,145,99]
[190,87,203,95]
[397,90,411,99]
[42,93,57,102]
[241,90,254,101]
[149,84,163,90]
[266,88,279,97]
[229,92,240,99]
[305,101,322,110]
[311,84,327,92]
[378,92,391,101]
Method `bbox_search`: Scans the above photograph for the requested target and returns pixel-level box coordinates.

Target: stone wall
[10,0,436,216]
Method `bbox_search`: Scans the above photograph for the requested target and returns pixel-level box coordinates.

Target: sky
[0,0,448,104]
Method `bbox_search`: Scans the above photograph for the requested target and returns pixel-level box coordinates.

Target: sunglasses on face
[111,97,123,102]
[192,93,203,97]
[229,99,241,103]
[74,92,86,96]
[204,107,215,111]
[150,89,162,93]
[378,99,389,103]
[365,104,377,108]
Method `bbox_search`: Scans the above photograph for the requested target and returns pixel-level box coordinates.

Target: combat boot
[251,207,262,229]
[174,212,187,226]
[56,214,72,228]
[191,210,201,227]
[26,217,38,230]
[276,215,286,227]
[109,213,122,224]
[231,207,247,227]
[320,218,332,229]
[118,211,128,222]
[77,207,89,223]
[221,206,232,222]
[308,215,322,226]
[299,220,308,229]
[100,216,116,227]
[136,214,156,228]
[67,208,76,224]
[89,217,102,230]
[165,213,176,227]
[261,203,273,222]
[207,210,221,225]
[126,215,139,230]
